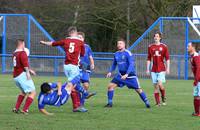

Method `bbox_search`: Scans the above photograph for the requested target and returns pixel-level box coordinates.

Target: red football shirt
[190,52,200,86]
[13,50,29,78]
[147,43,170,72]
[52,36,85,65]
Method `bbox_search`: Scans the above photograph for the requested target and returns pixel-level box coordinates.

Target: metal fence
[0,14,200,79]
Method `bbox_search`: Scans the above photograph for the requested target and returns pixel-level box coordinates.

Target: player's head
[16,39,25,49]
[68,26,77,37]
[77,31,85,41]
[187,42,196,54]
[40,82,51,93]
[117,38,126,51]
[154,32,162,43]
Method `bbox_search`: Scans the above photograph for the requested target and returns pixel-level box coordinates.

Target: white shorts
[14,72,35,93]
[64,64,80,81]
[151,71,166,84]
[193,82,200,97]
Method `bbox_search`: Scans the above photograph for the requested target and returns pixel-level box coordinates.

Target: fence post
[178,56,181,79]
[54,58,58,76]
[2,16,6,73]
[27,15,31,50]
[160,17,163,33]
[184,20,189,80]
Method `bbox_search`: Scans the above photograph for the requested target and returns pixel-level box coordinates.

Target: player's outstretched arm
[40,41,53,46]
[39,109,54,116]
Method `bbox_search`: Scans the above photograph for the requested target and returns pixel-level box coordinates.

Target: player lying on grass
[38,80,96,115]
[188,42,200,117]
[105,38,150,108]
[12,39,36,114]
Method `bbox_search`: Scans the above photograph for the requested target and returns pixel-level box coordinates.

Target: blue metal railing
[0,54,184,79]
[1,14,200,79]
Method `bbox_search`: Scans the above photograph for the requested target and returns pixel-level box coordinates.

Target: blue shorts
[14,72,35,93]
[111,74,140,89]
[193,82,200,97]
[64,64,80,81]
[151,72,166,84]
[80,70,90,83]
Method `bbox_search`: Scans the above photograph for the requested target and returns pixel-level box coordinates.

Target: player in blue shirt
[104,38,150,108]
[38,79,96,115]
[78,32,95,106]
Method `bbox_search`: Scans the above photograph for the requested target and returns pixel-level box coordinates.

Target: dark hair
[117,37,126,43]
[40,82,51,93]
[189,42,198,50]
[67,26,77,35]
[154,31,162,41]
[77,31,85,39]
[16,39,24,47]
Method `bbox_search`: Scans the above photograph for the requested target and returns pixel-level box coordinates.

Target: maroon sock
[23,97,33,112]
[194,99,200,114]
[154,93,160,104]
[160,89,166,100]
[15,95,25,110]
[71,90,81,109]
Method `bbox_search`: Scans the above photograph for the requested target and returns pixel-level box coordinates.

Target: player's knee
[136,88,143,93]
[108,83,115,91]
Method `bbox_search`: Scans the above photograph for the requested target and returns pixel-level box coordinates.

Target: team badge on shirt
[159,47,163,51]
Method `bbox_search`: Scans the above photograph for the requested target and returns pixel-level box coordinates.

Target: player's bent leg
[80,82,90,106]
[105,83,117,108]
[22,90,36,114]
[135,88,150,108]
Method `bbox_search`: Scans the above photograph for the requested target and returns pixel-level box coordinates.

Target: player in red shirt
[40,27,95,112]
[188,42,200,117]
[146,32,170,106]
[12,39,36,114]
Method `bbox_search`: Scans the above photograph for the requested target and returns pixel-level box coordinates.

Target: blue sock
[75,84,88,97]
[139,91,149,104]
[107,90,114,105]
[80,93,85,106]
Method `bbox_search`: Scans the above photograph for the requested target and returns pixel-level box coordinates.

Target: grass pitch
[0,74,200,130]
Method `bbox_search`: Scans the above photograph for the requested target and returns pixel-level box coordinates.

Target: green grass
[0,74,200,130]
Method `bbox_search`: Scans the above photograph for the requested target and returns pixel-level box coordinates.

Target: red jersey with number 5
[147,43,170,72]
[13,50,29,78]
[52,37,85,65]
[190,52,200,86]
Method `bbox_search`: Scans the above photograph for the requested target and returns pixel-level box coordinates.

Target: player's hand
[26,73,31,80]
[57,91,62,96]
[166,69,170,75]
[29,69,36,76]
[47,113,54,116]
[106,72,112,78]
[121,74,128,80]
[146,70,150,75]
[90,64,95,70]
[40,41,45,45]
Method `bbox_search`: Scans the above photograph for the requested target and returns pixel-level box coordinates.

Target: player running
[12,39,36,114]
[78,31,95,106]
[146,32,170,106]
[40,26,96,112]
[38,81,95,115]
[104,38,150,108]
[188,42,200,117]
